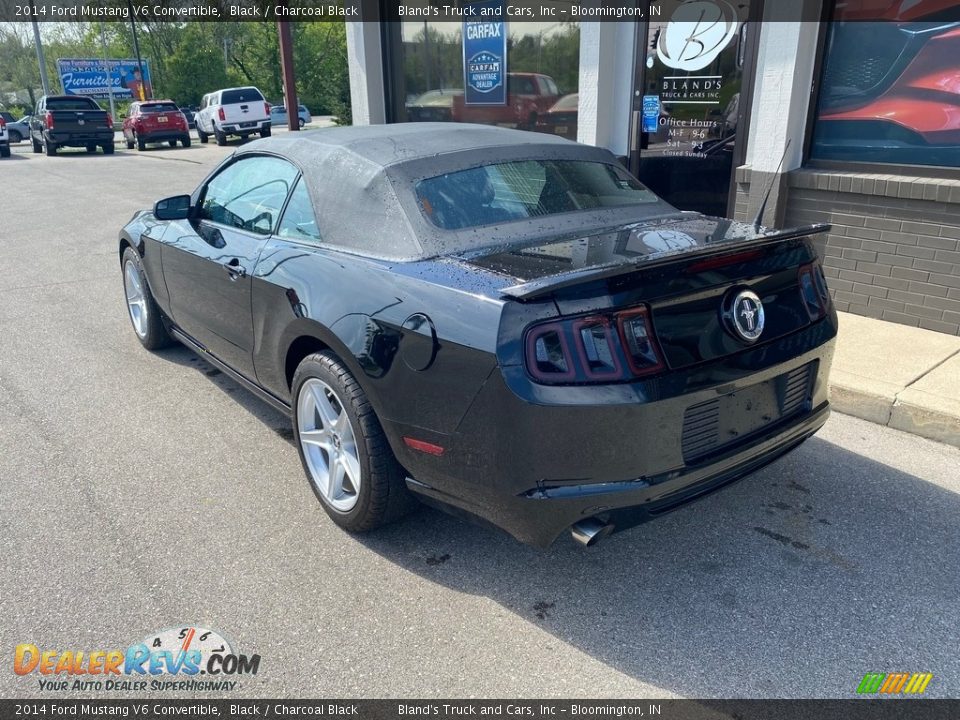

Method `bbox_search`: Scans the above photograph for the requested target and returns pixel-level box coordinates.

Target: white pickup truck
[196,86,271,146]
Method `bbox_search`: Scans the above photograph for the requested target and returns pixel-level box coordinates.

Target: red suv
[451,73,561,130]
[122,101,191,151]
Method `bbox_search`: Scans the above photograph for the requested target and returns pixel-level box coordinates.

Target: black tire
[9,130,22,143]
[298,118,304,129]
[121,247,173,351]
[292,352,416,532]
[136,134,146,151]
[45,140,57,156]
[86,143,97,153]
[215,128,226,146]
[102,142,115,155]
[0,144,10,158]
[126,137,135,149]
[197,127,208,144]
[181,135,191,148]
[260,126,271,138]
[32,137,42,153]
[168,140,177,148]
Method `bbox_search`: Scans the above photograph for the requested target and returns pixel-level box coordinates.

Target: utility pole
[126,0,147,100]
[99,22,116,121]
[29,0,50,95]
[277,18,299,131]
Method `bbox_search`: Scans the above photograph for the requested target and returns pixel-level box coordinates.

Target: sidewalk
[830,311,960,448]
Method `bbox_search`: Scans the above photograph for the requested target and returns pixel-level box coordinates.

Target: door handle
[224,259,247,279]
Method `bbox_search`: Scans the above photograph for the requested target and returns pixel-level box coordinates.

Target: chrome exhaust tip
[570,518,614,547]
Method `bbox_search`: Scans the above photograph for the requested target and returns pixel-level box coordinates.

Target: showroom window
[386,9,580,140]
[809,1,960,168]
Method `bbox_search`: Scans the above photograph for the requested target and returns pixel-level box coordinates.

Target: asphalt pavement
[1,134,959,700]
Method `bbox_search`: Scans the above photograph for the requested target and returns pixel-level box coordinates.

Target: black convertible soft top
[236,124,676,261]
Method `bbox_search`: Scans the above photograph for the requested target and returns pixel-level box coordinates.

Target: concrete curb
[828,312,960,449]
[829,380,960,450]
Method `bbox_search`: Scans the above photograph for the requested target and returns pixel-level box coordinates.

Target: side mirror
[154,194,192,221]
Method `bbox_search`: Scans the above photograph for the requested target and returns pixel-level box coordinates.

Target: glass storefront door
[631,0,756,218]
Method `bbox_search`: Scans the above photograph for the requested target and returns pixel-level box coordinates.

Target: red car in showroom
[122,100,191,151]
[813,0,960,165]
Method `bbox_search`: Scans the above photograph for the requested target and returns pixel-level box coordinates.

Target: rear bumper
[138,130,189,143]
[219,120,269,134]
[45,130,113,146]
[391,315,837,547]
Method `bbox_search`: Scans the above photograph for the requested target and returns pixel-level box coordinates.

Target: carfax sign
[56,58,152,100]
[462,1,507,106]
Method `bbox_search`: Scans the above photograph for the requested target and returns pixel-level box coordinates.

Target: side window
[277,178,321,243]
[199,156,298,235]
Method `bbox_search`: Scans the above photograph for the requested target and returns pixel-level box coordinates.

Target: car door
[161,154,299,376]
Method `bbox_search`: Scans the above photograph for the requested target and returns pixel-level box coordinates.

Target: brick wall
[735,167,960,336]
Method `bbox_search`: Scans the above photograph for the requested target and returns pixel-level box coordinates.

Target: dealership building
[343,0,960,335]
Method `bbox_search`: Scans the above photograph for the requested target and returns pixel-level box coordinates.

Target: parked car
[122,100,191,150]
[451,72,561,129]
[406,89,462,122]
[29,95,114,155]
[0,115,9,158]
[0,112,30,143]
[178,105,197,130]
[196,86,270,146]
[118,124,836,548]
[269,104,312,129]
[536,93,578,140]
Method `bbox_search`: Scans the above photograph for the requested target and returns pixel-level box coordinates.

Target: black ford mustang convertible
[119,124,836,547]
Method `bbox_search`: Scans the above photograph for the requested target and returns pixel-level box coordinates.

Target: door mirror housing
[154,194,192,221]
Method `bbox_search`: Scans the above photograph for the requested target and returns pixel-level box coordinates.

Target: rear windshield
[46,98,101,111]
[416,160,660,231]
[141,102,178,113]
[221,88,264,104]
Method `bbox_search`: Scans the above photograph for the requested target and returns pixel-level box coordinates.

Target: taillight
[798,261,831,320]
[45,111,54,129]
[0,116,5,130]
[524,305,665,384]
[526,323,576,382]
[264,102,270,117]
[106,114,113,129]
[218,107,225,121]
[616,307,665,377]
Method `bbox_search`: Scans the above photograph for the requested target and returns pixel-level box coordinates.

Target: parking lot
[2,131,960,699]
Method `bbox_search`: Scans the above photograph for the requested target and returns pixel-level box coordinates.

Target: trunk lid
[138,104,186,132]
[456,215,831,371]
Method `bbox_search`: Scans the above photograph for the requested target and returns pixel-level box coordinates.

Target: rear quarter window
[220,89,264,104]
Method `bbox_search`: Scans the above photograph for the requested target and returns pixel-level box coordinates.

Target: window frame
[275,176,323,246]
[803,9,960,179]
[196,153,301,237]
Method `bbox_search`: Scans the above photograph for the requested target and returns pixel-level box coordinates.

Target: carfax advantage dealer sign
[462,0,507,106]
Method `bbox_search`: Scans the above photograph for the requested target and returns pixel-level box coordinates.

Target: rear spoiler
[499,223,831,301]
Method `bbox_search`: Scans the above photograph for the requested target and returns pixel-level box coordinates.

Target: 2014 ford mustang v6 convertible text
[118,124,837,547]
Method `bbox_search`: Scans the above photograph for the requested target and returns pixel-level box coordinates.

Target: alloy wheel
[123,260,148,339]
[297,378,361,512]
